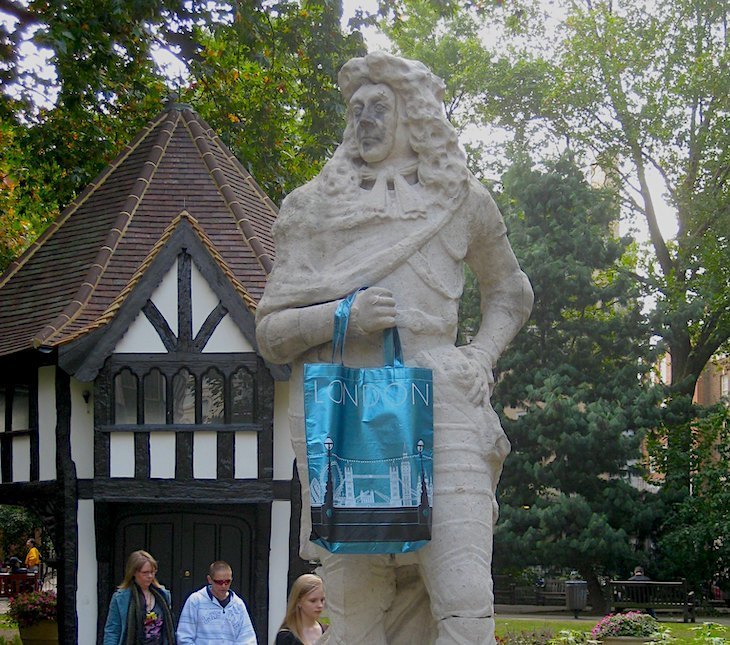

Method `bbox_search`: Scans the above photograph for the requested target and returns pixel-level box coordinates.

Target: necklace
[143,590,154,611]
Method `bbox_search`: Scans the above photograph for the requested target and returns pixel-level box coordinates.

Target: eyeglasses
[212,579,231,585]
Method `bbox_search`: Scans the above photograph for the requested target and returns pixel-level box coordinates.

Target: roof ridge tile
[180,109,274,274]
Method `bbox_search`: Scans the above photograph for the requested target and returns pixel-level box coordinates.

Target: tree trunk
[581,569,608,615]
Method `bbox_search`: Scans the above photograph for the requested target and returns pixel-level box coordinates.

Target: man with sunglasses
[177,560,257,644]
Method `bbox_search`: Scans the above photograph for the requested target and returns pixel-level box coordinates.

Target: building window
[202,368,224,424]
[143,369,166,423]
[108,356,258,429]
[172,368,196,424]
[231,368,254,424]
[114,369,138,424]
[1,384,30,432]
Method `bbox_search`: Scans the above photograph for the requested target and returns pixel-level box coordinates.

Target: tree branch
[0,0,38,26]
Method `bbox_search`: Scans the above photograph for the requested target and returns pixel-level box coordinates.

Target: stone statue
[256,51,533,644]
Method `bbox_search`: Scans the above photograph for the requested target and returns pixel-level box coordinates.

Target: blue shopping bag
[303,290,434,554]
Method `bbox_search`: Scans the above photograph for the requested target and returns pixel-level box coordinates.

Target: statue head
[318,51,469,204]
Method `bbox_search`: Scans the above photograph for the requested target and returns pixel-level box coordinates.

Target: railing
[0,572,38,597]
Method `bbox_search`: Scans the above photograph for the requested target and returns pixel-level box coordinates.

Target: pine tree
[491,155,663,610]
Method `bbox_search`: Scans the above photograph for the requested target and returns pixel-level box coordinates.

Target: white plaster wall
[273,381,295,480]
[71,379,94,479]
[268,500,292,645]
[116,258,179,353]
[114,312,167,353]
[76,499,98,645]
[109,433,135,478]
[193,431,217,479]
[12,435,30,482]
[234,433,258,478]
[150,258,179,337]
[202,314,254,353]
[37,366,57,481]
[191,262,220,338]
[149,433,176,478]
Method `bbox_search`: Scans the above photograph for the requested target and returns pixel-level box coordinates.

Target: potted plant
[590,611,666,643]
[7,590,58,645]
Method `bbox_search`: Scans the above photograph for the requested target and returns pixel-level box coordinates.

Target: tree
[484,0,729,491]
[490,155,662,610]
[653,405,730,593]
[0,504,42,560]
[375,0,730,493]
[0,0,365,271]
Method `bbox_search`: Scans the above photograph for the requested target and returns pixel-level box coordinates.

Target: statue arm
[256,287,397,365]
[256,301,340,365]
[462,187,534,382]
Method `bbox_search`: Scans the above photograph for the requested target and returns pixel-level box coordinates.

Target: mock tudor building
[0,103,303,644]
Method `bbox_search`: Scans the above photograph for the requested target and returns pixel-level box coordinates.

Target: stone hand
[349,287,397,335]
[459,345,495,405]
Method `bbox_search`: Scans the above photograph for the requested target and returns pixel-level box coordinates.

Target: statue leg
[319,553,395,645]
[417,416,499,644]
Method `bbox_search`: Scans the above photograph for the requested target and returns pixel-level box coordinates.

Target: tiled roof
[0,104,277,357]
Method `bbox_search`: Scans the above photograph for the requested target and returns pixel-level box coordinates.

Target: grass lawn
[495,615,727,641]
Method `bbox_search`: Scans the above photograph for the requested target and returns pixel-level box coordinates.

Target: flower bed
[7,591,57,628]
[590,612,660,640]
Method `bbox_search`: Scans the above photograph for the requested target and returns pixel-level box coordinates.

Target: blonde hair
[119,550,160,589]
[279,574,324,641]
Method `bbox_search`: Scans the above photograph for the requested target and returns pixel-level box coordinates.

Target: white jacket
[177,586,257,644]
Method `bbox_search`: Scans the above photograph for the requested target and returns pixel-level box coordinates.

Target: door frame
[95,501,271,643]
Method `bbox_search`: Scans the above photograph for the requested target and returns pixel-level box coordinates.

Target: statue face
[350,83,399,164]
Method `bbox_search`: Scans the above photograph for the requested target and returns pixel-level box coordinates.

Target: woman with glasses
[103,550,176,645]
[176,560,257,644]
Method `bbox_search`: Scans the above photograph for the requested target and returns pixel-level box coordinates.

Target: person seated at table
[8,556,23,573]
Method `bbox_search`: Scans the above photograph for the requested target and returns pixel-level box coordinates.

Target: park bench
[0,571,38,597]
[536,578,566,605]
[607,579,695,623]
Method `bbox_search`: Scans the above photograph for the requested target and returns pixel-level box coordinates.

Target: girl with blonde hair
[276,574,326,644]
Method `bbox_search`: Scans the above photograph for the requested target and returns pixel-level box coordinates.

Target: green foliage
[374,0,494,130]
[0,636,22,645]
[181,2,364,201]
[0,505,39,560]
[0,1,366,271]
[491,155,662,595]
[377,0,730,493]
[591,611,662,639]
[653,406,730,592]
[7,591,57,627]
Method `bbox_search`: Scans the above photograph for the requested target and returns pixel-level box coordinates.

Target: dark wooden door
[112,505,255,619]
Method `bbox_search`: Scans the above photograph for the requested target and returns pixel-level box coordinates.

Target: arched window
[202,368,225,424]
[231,367,254,424]
[143,369,166,424]
[172,368,196,424]
[114,369,138,424]
[105,357,259,429]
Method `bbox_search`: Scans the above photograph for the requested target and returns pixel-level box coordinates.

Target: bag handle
[332,288,403,368]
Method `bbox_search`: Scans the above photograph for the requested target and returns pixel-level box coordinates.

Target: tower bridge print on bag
[309,438,433,548]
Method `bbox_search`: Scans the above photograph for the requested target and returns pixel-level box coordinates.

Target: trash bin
[565,579,588,618]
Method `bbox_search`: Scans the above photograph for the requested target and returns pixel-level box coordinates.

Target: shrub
[591,612,660,639]
[7,590,57,627]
